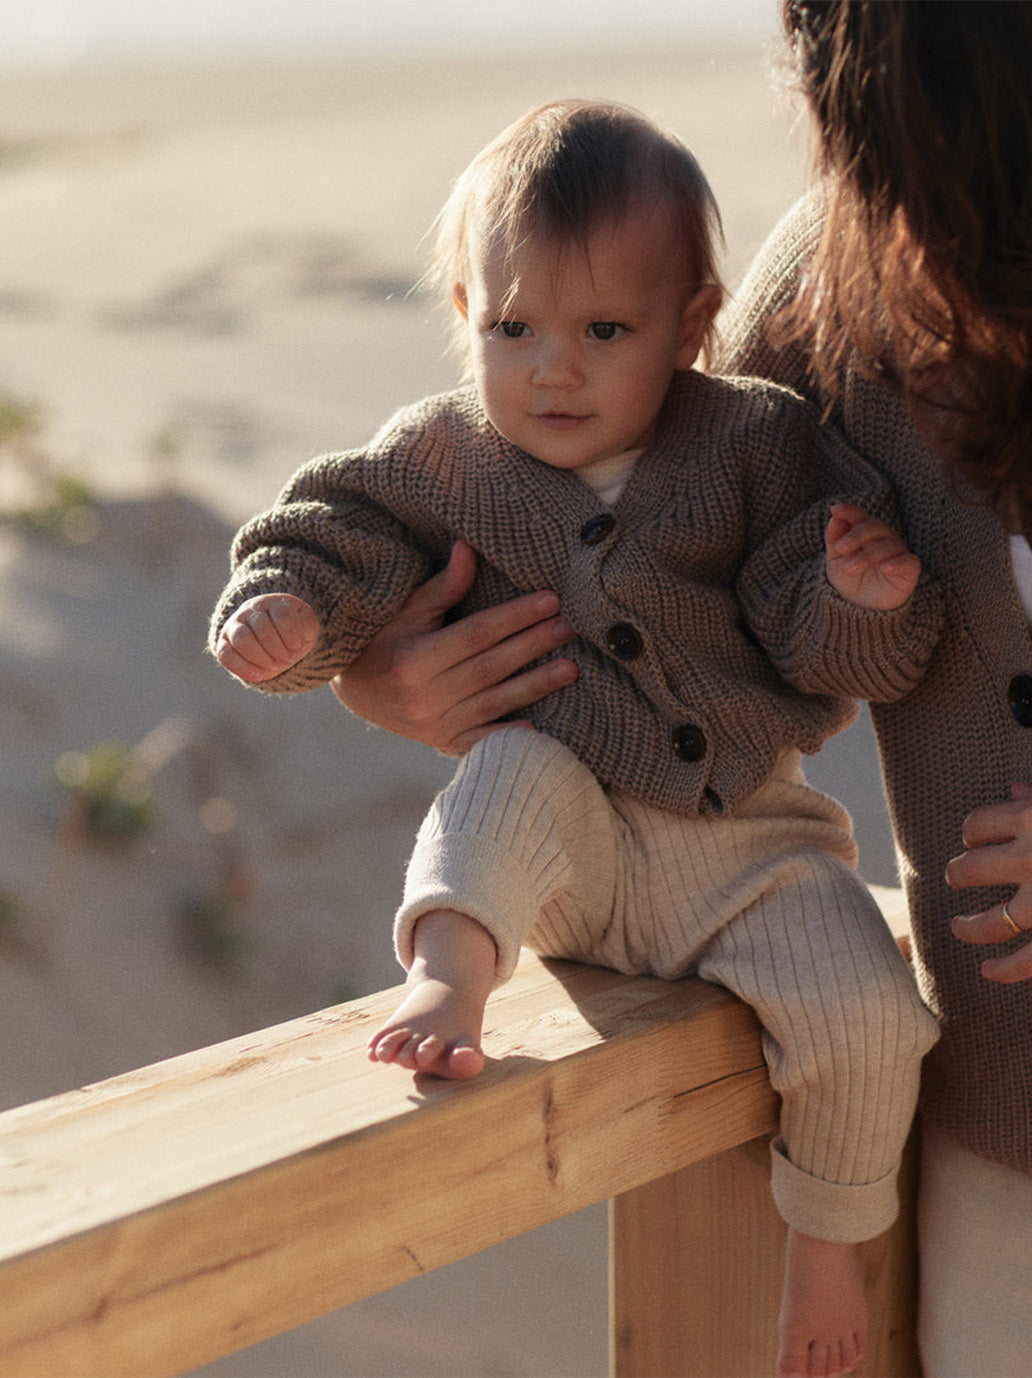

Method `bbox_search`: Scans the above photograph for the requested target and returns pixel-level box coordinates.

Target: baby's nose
[533,338,581,387]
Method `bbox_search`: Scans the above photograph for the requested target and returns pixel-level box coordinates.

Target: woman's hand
[947,783,1032,983]
[330,539,578,754]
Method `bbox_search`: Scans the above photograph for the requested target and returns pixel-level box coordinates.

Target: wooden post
[610,1128,922,1378]
[611,1138,783,1377]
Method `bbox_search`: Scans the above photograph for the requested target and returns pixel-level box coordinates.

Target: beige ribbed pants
[396,727,939,1242]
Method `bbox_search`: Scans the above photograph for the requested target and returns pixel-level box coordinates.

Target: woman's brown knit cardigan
[721,193,1032,1175]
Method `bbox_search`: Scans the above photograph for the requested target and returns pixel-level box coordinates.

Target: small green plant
[0,886,46,966]
[0,393,42,449]
[0,391,98,544]
[149,423,183,468]
[177,887,247,975]
[0,887,21,935]
[13,471,98,543]
[327,978,358,1006]
[52,741,155,839]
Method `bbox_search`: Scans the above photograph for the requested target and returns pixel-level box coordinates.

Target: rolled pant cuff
[769,1137,899,1243]
[395,833,542,984]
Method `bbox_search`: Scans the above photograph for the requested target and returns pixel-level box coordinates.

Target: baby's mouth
[535,411,589,429]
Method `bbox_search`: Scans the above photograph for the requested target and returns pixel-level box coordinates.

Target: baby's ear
[452,284,469,319]
[676,284,722,370]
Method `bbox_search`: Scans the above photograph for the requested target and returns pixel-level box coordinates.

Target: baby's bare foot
[369,975,487,1079]
[777,1231,867,1378]
[368,909,496,1080]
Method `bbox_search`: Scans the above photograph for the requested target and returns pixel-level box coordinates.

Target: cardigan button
[606,622,643,660]
[672,722,706,763]
[580,513,615,545]
[1009,673,1032,727]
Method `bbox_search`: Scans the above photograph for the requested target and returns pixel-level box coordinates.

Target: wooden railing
[0,888,919,1378]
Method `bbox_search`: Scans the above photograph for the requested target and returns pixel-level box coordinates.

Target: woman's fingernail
[549,658,577,684]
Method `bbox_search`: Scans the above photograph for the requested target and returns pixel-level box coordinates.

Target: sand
[0,33,897,1377]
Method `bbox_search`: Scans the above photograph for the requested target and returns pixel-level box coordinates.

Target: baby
[211,100,941,1378]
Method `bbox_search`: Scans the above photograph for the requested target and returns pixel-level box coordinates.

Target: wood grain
[0,953,777,1376]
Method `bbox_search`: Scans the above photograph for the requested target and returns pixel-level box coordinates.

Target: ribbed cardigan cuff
[803,576,944,702]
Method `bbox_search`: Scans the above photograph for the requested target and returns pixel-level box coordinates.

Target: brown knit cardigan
[720,192,1032,1175]
[211,368,940,821]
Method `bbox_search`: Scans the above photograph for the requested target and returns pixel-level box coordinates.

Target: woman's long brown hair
[779,0,1032,531]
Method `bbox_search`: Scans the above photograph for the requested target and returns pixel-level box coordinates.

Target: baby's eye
[588,322,626,341]
[495,320,528,339]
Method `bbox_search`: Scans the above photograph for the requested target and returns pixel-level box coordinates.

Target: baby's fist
[825,503,921,611]
[217,593,321,683]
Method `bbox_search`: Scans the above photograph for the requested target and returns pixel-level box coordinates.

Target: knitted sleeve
[210,461,436,693]
[732,383,944,705]
[717,193,944,702]
[206,399,469,693]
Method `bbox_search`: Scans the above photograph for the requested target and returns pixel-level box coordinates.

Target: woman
[332,4,1032,1372]
[717,9,1032,1372]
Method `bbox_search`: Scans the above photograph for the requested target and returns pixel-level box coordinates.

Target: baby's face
[455,208,713,472]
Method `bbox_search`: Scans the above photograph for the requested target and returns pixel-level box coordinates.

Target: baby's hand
[216,593,321,683]
[825,503,921,611]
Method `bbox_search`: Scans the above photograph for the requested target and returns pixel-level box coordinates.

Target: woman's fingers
[952,903,1031,947]
[947,787,1032,983]
[440,652,579,754]
[330,541,578,750]
[382,539,478,640]
[946,796,1032,889]
[953,907,1032,983]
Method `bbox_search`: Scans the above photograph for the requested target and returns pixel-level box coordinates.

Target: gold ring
[1001,901,1024,937]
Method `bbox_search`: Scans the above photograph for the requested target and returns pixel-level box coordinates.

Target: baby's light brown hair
[428,98,724,362]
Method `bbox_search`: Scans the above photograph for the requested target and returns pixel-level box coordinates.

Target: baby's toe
[445,1041,485,1079]
[368,1027,412,1064]
[392,1032,428,1070]
[411,1035,449,1075]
